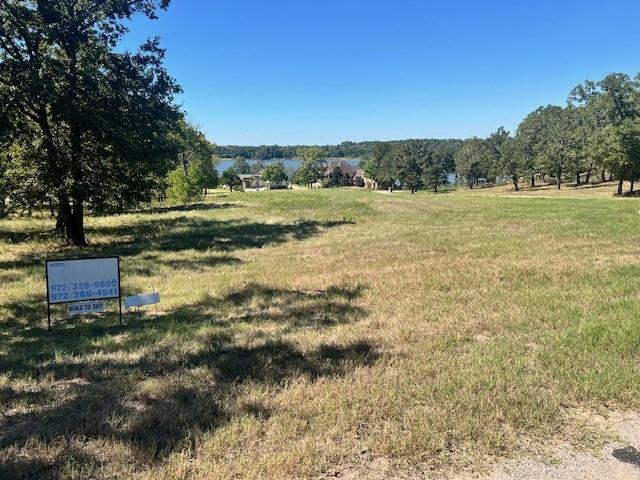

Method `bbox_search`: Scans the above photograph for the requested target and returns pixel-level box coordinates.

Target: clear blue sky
[121,0,640,146]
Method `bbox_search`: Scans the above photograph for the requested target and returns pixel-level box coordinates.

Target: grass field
[1,183,640,479]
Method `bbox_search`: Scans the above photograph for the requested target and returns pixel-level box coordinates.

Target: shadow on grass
[88,217,353,256]
[135,201,239,214]
[0,228,57,244]
[0,283,374,475]
[0,217,353,273]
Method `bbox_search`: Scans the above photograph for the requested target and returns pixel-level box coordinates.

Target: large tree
[362,142,397,190]
[591,119,640,195]
[396,140,429,194]
[262,161,288,187]
[0,0,181,245]
[569,73,640,187]
[455,138,487,188]
[486,127,520,190]
[294,147,326,187]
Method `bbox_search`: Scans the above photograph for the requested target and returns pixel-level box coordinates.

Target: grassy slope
[1,185,640,479]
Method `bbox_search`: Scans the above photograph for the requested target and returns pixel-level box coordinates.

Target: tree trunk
[556,167,562,190]
[585,170,591,184]
[631,179,635,193]
[530,174,535,188]
[58,195,87,246]
[617,179,624,195]
[512,175,519,192]
[575,173,581,186]
[609,173,613,181]
[601,170,606,182]
[433,180,438,192]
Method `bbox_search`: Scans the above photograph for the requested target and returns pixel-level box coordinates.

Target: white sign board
[68,300,106,316]
[124,292,160,309]
[46,257,120,305]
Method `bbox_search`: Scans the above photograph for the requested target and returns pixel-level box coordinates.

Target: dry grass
[1,185,640,479]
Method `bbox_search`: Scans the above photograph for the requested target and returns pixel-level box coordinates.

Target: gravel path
[319,411,640,480]
[478,411,640,480]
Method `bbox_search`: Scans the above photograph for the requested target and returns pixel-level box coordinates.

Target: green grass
[1,186,640,479]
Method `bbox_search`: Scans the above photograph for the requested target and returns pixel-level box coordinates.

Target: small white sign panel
[46,257,120,305]
[68,301,106,316]
[124,292,160,309]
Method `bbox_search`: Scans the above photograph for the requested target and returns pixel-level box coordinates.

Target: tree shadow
[136,202,239,214]
[0,228,58,244]
[0,217,352,273]
[0,283,374,474]
[171,283,367,330]
[89,217,353,256]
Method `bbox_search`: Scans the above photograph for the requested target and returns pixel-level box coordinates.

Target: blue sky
[121,0,640,146]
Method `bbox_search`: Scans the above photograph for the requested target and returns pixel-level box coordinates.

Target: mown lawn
[1,186,640,479]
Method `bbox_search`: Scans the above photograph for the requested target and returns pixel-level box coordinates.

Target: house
[238,173,266,191]
[325,159,364,186]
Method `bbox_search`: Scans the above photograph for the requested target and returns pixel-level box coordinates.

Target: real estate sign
[46,257,120,305]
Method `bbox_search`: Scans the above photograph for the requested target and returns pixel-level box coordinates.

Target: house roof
[238,173,261,180]
[326,160,361,178]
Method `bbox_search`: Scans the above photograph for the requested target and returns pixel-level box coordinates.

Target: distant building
[325,160,364,186]
[238,173,265,191]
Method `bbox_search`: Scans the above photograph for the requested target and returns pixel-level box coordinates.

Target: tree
[516,110,545,187]
[395,140,430,193]
[181,157,218,197]
[538,107,575,189]
[233,157,251,174]
[455,138,487,188]
[174,122,218,195]
[250,160,266,174]
[262,162,288,187]
[166,163,203,204]
[177,122,216,172]
[0,0,181,245]
[325,166,346,188]
[221,167,241,192]
[569,73,640,187]
[487,127,520,191]
[295,147,326,187]
[591,119,640,195]
[362,142,397,189]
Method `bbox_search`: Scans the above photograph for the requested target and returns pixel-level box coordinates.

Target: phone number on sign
[49,280,118,301]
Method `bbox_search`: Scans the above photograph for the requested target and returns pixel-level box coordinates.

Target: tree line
[356,73,640,196]
[360,140,459,192]
[453,73,640,195]
[218,139,462,160]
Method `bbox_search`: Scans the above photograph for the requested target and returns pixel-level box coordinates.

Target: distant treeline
[360,72,640,195]
[218,139,462,159]
[450,72,640,195]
